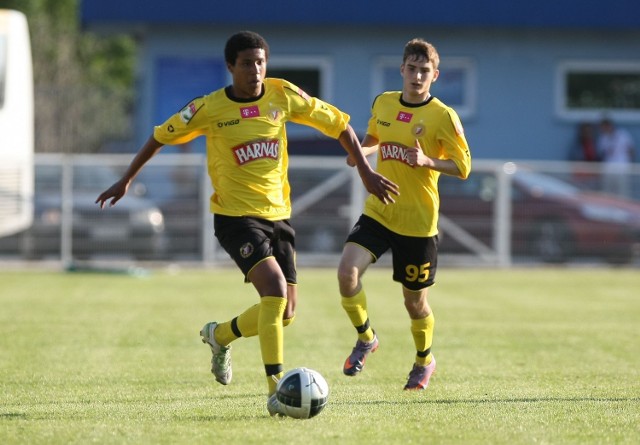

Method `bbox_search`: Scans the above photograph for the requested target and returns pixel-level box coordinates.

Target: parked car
[132,164,204,258]
[438,169,640,264]
[0,164,167,260]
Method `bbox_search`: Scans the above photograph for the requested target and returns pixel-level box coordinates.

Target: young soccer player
[338,38,471,390]
[95,31,399,415]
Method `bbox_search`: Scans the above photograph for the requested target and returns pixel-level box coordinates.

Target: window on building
[267,67,320,98]
[268,56,333,137]
[372,56,476,119]
[556,61,640,121]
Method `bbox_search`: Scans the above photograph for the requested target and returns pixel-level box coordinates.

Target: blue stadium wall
[81,0,640,161]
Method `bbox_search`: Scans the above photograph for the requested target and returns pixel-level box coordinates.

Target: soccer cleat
[343,333,379,376]
[403,355,436,390]
[267,393,286,417]
[200,322,232,385]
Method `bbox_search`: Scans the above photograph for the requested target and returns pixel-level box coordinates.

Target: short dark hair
[403,38,440,70]
[224,31,270,65]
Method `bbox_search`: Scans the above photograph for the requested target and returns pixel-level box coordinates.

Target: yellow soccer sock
[259,296,287,395]
[212,304,259,345]
[235,303,260,339]
[341,289,375,343]
[215,304,296,345]
[411,313,435,366]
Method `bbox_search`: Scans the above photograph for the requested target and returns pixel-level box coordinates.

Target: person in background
[337,38,471,391]
[597,118,636,198]
[568,122,600,189]
[569,122,599,162]
[95,30,399,416]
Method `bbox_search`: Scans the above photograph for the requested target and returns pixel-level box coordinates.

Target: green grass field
[1,266,639,444]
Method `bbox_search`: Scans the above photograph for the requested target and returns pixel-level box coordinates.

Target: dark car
[132,163,205,259]
[438,169,640,264]
[0,163,167,260]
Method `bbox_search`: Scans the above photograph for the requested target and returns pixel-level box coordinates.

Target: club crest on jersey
[180,102,198,123]
[240,105,260,118]
[239,242,254,258]
[380,143,413,166]
[268,105,282,122]
[396,111,413,123]
[412,124,425,136]
[232,139,280,165]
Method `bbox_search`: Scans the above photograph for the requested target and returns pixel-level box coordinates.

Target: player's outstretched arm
[95,135,164,208]
[338,126,399,204]
[346,133,379,167]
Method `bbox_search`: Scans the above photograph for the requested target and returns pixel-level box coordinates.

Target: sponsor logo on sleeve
[180,102,198,123]
[298,88,311,102]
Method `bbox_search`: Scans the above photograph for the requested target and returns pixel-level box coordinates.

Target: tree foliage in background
[0,0,135,153]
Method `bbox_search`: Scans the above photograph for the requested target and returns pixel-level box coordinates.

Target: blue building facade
[81,0,640,160]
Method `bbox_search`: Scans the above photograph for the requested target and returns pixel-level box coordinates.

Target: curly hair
[224,31,270,65]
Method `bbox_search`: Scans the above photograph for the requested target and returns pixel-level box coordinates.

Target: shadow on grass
[180,395,640,422]
[0,413,27,419]
[334,396,640,406]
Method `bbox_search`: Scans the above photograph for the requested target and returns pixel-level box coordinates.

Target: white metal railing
[1,154,639,268]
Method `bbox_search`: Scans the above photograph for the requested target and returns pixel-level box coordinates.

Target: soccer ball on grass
[275,367,329,419]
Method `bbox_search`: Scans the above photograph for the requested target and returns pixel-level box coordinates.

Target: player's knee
[337,261,357,283]
[337,266,359,296]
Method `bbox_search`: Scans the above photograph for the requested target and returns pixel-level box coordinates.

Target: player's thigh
[248,256,288,297]
[343,215,391,264]
[272,219,297,285]
[214,215,272,281]
[339,242,375,277]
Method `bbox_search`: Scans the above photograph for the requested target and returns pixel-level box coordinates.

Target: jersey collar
[399,94,434,108]
[224,84,266,103]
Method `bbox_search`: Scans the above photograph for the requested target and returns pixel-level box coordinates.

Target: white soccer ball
[275,367,329,419]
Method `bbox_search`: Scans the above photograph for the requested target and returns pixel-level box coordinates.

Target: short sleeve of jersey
[272,78,350,139]
[366,94,385,140]
[153,97,209,146]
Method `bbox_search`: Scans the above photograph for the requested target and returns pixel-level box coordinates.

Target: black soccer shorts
[345,214,438,291]
[214,214,297,284]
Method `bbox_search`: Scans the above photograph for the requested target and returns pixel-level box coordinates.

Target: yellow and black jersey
[364,92,471,237]
[154,78,350,220]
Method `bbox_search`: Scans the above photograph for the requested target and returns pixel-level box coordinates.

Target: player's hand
[345,155,356,167]
[360,168,399,205]
[95,178,130,209]
[405,139,428,167]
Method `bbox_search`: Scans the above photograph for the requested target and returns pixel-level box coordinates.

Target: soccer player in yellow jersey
[338,38,471,390]
[95,31,399,415]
